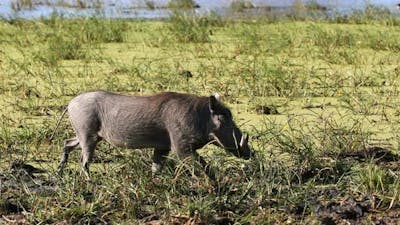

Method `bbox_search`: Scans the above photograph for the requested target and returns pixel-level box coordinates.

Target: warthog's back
[67,91,210,149]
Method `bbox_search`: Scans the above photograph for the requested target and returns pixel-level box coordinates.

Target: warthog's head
[208,94,252,159]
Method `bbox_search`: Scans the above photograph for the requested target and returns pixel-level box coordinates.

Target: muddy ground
[1,147,399,225]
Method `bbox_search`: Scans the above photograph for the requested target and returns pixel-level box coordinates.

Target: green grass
[1,12,400,224]
[230,0,254,13]
[10,0,34,11]
[167,0,199,9]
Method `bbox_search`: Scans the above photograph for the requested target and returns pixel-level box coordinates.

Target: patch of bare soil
[317,201,400,225]
[283,183,400,225]
[295,186,400,225]
[0,160,57,216]
[316,196,370,224]
[254,104,279,115]
[339,146,399,162]
[145,214,233,225]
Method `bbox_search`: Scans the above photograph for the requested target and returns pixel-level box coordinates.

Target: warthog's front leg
[176,148,216,181]
[193,151,216,181]
[152,148,170,175]
[170,134,216,181]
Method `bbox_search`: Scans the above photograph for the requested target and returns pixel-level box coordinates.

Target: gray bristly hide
[55,91,252,180]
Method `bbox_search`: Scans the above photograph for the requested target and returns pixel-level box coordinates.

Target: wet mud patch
[369,210,400,225]
[297,161,352,184]
[10,159,47,174]
[338,146,399,163]
[144,213,234,225]
[291,186,400,225]
[315,196,370,224]
[0,197,26,214]
[0,175,31,224]
[0,160,89,223]
[302,145,400,184]
[1,160,58,197]
[254,104,279,115]
[316,200,400,225]
[337,146,400,171]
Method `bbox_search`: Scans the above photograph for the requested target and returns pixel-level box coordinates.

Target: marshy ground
[1,7,400,224]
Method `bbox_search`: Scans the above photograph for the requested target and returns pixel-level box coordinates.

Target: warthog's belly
[99,125,171,149]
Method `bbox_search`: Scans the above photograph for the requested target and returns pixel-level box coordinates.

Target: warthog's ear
[214,92,221,101]
[209,95,222,128]
[209,95,221,113]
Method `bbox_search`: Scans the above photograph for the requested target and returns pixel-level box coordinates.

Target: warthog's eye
[218,111,232,120]
[226,111,233,119]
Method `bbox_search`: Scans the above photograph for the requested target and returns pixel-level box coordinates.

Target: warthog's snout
[239,134,252,160]
[210,131,253,160]
[231,133,252,160]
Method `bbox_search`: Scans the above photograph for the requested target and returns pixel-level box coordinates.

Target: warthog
[53,91,252,180]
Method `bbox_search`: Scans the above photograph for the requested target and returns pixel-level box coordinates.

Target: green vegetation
[145,0,156,10]
[230,0,255,13]
[1,10,400,224]
[10,0,104,11]
[166,11,222,43]
[167,0,199,9]
[11,0,34,11]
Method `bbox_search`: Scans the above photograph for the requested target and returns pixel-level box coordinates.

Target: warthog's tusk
[240,134,248,148]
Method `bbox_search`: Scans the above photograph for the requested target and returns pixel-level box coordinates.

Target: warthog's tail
[49,106,68,141]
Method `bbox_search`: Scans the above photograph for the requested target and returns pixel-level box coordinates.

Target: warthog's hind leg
[80,136,99,181]
[58,137,79,175]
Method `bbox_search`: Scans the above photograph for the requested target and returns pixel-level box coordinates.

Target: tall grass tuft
[33,16,128,64]
[355,163,400,209]
[167,11,211,43]
[145,0,156,10]
[11,0,34,11]
[73,0,103,9]
[167,0,199,9]
[47,33,86,61]
[333,4,400,25]
[229,0,254,13]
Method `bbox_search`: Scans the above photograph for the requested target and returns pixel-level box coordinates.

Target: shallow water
[0,0,399,20]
